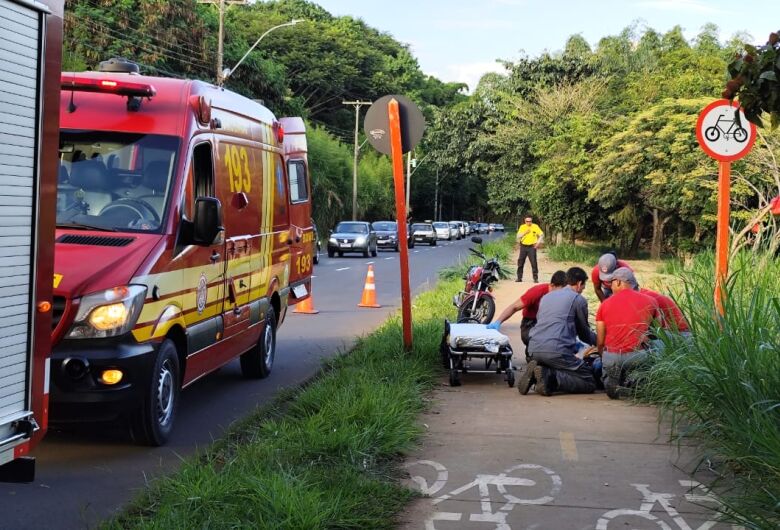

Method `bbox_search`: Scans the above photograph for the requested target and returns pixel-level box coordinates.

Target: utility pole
[434,168,439,222]
[343,100,372,220]
[405,152,412,217]
[197,0,247,84]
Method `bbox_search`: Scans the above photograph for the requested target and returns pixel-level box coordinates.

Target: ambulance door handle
[295,236,301,243]
[286,238,293,245]
[210,251,220,262]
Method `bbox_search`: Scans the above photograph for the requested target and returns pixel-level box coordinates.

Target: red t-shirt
[596,289,659,353]
[640,288,689,332]
[591,259,632,290]
[520,283,550,320]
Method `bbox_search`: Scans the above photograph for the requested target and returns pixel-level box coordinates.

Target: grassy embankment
[105,236,513,529]
[637,252,780,529]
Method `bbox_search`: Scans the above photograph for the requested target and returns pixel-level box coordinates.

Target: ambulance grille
[52,296,67,331]
[56,235,135,247]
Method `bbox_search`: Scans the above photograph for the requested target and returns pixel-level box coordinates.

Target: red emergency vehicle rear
[50,59,314,445]
[0,0,61,482]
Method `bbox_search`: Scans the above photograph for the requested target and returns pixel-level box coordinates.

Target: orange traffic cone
[358,265,381,308]
[293,291,319,314]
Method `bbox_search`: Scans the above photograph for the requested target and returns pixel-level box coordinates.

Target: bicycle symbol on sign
[704,111,748,143]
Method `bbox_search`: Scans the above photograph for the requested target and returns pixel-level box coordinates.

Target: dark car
[312,220,322,264]
[327,221,377,257]
[411,222,437,245]
[372,221,401,251]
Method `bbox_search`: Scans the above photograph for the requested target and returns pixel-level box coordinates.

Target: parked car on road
[448,221,462,240]
[494,223,505,232]
[328,221,377,257]
[433,222,453,240]
[411,223,437,245]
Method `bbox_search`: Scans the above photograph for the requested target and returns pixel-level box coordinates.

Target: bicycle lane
[399,251,739,530]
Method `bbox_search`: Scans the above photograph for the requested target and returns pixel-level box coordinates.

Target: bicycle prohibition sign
[695,99,756,163]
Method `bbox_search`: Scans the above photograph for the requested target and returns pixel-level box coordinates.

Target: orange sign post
[363,94,426,351]
[388,99,413,349]
[695,99,757,315]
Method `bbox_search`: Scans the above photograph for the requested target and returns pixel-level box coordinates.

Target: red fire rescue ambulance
[0,0,62,481]
[51,58,314,445]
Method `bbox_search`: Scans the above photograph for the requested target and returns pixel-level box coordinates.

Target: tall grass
[638,251,780,529]
[545,242,605,263]
[105,239,515,529]
[439,233,514,280]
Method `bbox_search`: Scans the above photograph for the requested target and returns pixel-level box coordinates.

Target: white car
[448,221,462,240]
[433,222,452,240]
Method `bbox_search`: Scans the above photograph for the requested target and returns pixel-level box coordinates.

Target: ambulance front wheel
[130,339,180,446]
[240,306,277,379]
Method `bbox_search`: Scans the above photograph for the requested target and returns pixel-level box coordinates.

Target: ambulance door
[284,156,313,301]
[214,138,257,343]
[180,140,225,376]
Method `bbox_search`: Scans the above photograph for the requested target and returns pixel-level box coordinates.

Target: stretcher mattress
[448,324,511,353]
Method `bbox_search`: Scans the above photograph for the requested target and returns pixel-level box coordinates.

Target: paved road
[0,233,500,529]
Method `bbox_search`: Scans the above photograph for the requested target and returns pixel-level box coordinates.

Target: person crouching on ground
[516,216,544,283]
[596,267,660,399]
[592,252,632,302]
[517,267,598,396]
[487,270,567,351]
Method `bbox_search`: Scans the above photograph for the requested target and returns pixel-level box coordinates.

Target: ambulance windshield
[57,131,180,233]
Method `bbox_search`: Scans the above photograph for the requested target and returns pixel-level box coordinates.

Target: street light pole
[221,19,304,84]
[343,100,372,220]
[197,0,247,84]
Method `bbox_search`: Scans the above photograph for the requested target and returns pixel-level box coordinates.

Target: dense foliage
[427,24,780,257]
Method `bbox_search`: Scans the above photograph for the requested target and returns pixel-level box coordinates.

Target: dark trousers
[520,317,536,347]
[533,350,597,394]
[517,244,538,281]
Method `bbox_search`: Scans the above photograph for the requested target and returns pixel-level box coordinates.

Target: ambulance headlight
[67,285,147,339]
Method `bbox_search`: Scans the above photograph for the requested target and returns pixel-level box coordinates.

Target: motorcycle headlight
[354,236,366,245]
[67,285,147,339]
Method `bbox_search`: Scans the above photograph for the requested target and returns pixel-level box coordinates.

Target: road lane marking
[559,432,578,461]
[366,261,374,264]
[413,250,419,253]
[336,267,350,271]
[384,257,395,260]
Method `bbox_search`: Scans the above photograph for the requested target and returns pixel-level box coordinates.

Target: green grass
[545,242,607,264]
[439,233,515,280]
[637,251,780,529]
[104,238,514,529]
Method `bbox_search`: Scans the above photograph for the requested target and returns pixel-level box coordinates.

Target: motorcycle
[453,236,503,323]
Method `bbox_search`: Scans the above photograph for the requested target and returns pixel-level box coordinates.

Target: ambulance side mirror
[192,197,224,246]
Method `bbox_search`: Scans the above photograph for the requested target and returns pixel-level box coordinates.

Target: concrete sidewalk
[399,253,735,530]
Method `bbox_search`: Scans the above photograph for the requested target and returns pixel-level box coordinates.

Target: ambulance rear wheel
[130,339,180,446]
[240,306,277,379]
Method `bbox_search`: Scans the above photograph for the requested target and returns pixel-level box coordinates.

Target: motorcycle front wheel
[457,294,496,324]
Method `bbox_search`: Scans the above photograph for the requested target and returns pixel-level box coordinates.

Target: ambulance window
[287,160,308,203]
[193,143,214,198]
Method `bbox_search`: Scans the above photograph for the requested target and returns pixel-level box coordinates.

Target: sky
[313,0,777,91]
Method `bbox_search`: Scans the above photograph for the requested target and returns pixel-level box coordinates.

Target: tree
[725,29,780,127]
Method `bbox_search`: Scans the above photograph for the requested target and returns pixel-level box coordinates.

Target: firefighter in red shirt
[592,253,633,302]
[487,271,567,349]
[596,267,660,399]
[638,287,689,335]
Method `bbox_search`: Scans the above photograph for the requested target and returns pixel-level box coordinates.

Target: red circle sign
[696,99,757,162]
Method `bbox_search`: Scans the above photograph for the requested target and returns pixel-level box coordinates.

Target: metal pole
[353,105,359,220]
[406,152,412,217]
[388,99,413,350]
[342,101,371,221]
[216,0,225,83]
[714,160,731,316]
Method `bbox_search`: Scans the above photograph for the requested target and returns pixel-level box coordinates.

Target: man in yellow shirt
[516,216,544,283]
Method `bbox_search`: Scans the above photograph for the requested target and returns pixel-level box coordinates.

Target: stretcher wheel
[449,369,461,387]
[506,369,515,388]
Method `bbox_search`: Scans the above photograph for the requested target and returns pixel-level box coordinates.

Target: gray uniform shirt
[528,286,596,355]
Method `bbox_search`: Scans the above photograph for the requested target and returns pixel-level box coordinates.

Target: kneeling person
[518,267,598,396]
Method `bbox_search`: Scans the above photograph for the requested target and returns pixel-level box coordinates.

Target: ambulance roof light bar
[62,75,156,113]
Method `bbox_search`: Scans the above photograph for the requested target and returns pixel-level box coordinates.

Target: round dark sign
[363,94,426,155]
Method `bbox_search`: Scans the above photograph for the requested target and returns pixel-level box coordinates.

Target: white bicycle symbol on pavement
[404,460,562,530]
[597,481,745,530]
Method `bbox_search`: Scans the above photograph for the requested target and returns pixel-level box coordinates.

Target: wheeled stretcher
[440,320,515,387]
